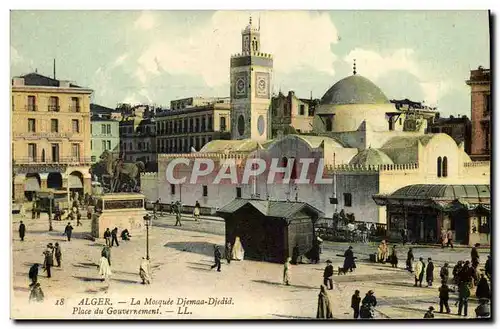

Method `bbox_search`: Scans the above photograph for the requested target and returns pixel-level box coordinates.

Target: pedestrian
[29,282,44,303]
[316,285,333,319]
[31,201,36,219]
[43,244,54,278]
[446,229,454,248]
[283,257,291,285]
[390,245,398,268]
[120,229,131,241]
[175,211,182,226]
[64,222,73,241]
[351,289,361,319]
[426,258,434,287]
[438,281,451,313]
[406,247,414,273]
[360,290,377,319]
[139,257,151,284]
[76,211,82,226]
[485,255,491,280]
[101,245,111,266]
[19,203,26,219]
[471,243,480,269]
[98,255,112,282]
[28,263,40,284]
[343,246,356,272]
[104,228,111,247]
[19,221,26,242]
[414,257,425,287]
[111,227,119,247]
[475,274,490,299]
[170,201,175,215]
[193,200,201,221]
[441,228,448,248]
[308,238,321,264]
[475,298,490,318]
[323,260,334,290]
[457,280,470,317]
[54,242,62,267]
[423,306,435,318]
[224,242,232,264]
[210,245,222,272]
[440,262,450,284]
[36,202,41,219]
[376,242,385,263]
[87,204,94,220]
[453,261,463,289]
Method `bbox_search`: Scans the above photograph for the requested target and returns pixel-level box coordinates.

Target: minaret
[230,16,273,142]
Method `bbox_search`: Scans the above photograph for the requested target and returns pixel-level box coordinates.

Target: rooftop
[13,72,83,88]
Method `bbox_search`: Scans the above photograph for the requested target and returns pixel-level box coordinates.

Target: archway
[47,172,63,189]
[68,171,84,200]
[24,173,41,201]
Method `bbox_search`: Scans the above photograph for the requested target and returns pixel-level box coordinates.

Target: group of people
[27,242,63,303]
[317,287,378,319]
[210,237,245,272]
[103,227,123,247]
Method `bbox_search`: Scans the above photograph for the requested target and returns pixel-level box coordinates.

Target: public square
[11,213,489,319]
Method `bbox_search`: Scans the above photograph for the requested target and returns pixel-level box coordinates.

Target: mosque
[141,18,490,246]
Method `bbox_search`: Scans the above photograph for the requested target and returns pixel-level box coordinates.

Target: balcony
[48,105,60,112]
[13,132,81,140]
[14,156,93,165]
[25,105,38,112]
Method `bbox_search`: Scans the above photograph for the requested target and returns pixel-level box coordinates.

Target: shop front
[373,184,490,246]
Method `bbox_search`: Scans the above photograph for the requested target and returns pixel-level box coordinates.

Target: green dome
[349,148,394,166]
[321,75,390,105]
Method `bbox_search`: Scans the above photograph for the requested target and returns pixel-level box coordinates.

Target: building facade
[91,116,120,163]
[12,73,93,202]
[119,116,157,171]
[427,114,472,154]
[140,18,490,247]
[270,91,318,138]
[155,102,231,153]
[467,66,491,161]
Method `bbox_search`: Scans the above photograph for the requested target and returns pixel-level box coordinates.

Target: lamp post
[48,193,53,231]
[143,214,151,260]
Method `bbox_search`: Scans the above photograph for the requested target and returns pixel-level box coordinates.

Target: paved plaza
[11,213,489,319]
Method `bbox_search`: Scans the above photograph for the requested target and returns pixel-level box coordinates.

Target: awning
[24,177,40,191]
[68,174,83,188]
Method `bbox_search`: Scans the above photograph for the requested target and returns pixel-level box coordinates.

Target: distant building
[90,115,120,163]
[270,91,318,138]
[466,66,491,161]
[119,115,157,171]
[12,73,93,201]
[427,114,472,154]
[90,103,119,120]
[170,97,230,110]
[155,100,231,153]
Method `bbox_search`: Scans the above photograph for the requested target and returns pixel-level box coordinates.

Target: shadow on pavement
[112,278,139,284]
[73,275,103,282]
[164,241,221,257]
[13,286,30,292]
[376,281,418,288]
[186,265,212,272]
[252,280,317,290]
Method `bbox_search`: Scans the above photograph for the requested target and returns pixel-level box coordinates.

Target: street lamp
[143,214,151,260]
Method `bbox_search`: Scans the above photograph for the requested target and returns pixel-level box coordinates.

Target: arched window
[437,157,442,177]
[442,156,448,177]
[325,118,332,132]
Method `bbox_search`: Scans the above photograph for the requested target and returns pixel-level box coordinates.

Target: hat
[368,290,374,295]
[326,260,332,263]
[428,258,432,261]
[428,306,434,311]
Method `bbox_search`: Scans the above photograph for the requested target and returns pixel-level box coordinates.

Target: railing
[14,156,93,164]
[13,132,82,139]
[48,105,60,112]
[26,105,37,112]
[70,105,81,112]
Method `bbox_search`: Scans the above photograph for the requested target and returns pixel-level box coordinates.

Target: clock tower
[230,16,273,142]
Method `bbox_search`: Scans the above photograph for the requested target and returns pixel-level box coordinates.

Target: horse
[99,151,145,192]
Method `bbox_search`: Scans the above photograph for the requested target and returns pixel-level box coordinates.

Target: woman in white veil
[231,236,245,260]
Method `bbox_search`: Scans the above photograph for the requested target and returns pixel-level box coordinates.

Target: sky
[10,10,490,117]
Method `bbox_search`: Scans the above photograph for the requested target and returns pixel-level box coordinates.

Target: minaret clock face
[255,72,270,99]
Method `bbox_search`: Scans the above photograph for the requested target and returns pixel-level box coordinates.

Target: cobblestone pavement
[11,213,489,319]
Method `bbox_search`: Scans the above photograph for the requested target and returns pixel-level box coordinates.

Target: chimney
[12,77,25,86]
[59,80,70,88]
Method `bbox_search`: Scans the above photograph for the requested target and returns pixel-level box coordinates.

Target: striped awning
[24,176,40,191]
[68,174,83,188]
